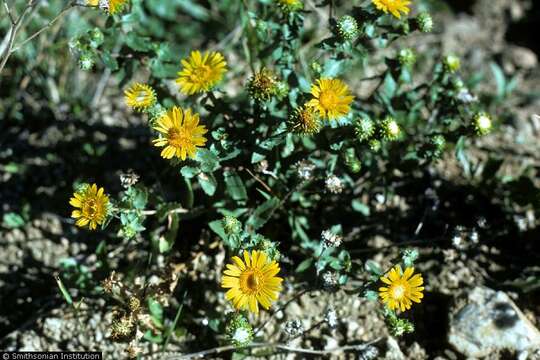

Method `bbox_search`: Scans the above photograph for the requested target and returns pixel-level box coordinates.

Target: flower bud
[277,0,303,13]
[398,48,416,68]
[354,117,375,142]
[337,15,359,41]
[443,55,461,73]
[472,112,493,136]
[222,216,242,235]
[381,116,401,141]
[415,12,433,33]
[247,68,278,103]
[289,105,321,135]
[225,313,253,348]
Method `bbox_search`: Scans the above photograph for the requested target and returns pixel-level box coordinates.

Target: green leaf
[490,62,506,99]
[101,52,118,70]
[125,33,152,52]
[246,197,280,230]
[208,220,227,241]
[351,200,370,216]
[224,170,247,201]
[148,298,164,328]
[296,258,313,273]
[196,149,220,172]
[2,212,25,229]
[198,172,217,196]
[55,276,73,305]
[380,72,397,100]
[180,166,200,179]
[159,213,179,253]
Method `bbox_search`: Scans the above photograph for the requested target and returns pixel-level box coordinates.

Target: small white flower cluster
[324,307,339,328]
[452,226,479,250]
[325,175,344,194]
[296,160,315,181]
[321,271,338,288]
[321,229,342,248]
[283,319,304,338]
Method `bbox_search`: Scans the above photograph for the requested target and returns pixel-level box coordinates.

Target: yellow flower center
[135,90,148,103]
[191,65,212,84]
[391,284,406,299]
[168,128,191,148]
[319,91,338,109]
[240,269,263,293]
[83,199,98,218]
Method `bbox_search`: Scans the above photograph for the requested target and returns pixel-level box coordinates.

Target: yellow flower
[379,265,424,312]
[372,0,411,19]
[152,106,208,160]
[70,184,109,230]
[221,250,283,315]
[86,0,98,6]
[306,78,354,120]
[276,0,303,12]
[124,83,156,112]
[107,0,129,14]
[176,50,227,95]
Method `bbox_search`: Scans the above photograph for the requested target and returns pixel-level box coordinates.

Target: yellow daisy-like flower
[86,0,98,6]
[107,0,129,15]
[372,0,411,19]
[221,250,283,315]
[306,78,354,120]
[70,184,109,230]
[176,50,227,95]
[152,106,208,160]
[276,0,303,12]
[124,83,156,112]
[379,265,424,312]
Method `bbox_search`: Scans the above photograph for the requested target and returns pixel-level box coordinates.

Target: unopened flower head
[472,112,492,136]
[276,0,303,13]
[223,216,242,235]
[379,265,424,312]
[415,12,433,33]
[430,135,446,157]
[295,160,316,180]
[381,116,401,140]
[225,313,253,348]
[325,175,344,194]
[124,83,157,112]
[372,0,411,19]
[289,105,321,135]
[70,183,109,230]
[398,48,416,68]
[221,250,283,315]
[247,68,278,102]
[355,117,375,141]
[176,50,227,95]
[443,55,461,73]
[368,142,382,156]
[307,78,354,120]
[337,15,359,41]
[152,106,208,160]
[321,229,342,248]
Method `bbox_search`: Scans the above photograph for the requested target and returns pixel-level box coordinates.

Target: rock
[448,286,540,358]
[383,336,405,360]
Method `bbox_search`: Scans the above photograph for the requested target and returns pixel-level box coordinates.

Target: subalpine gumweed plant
[39,0,498,356]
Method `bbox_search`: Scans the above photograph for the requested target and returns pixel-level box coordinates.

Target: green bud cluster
[415,12,433,33]
[225,313,253,348]
[337,15,359,41]
[398,48,417,68]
